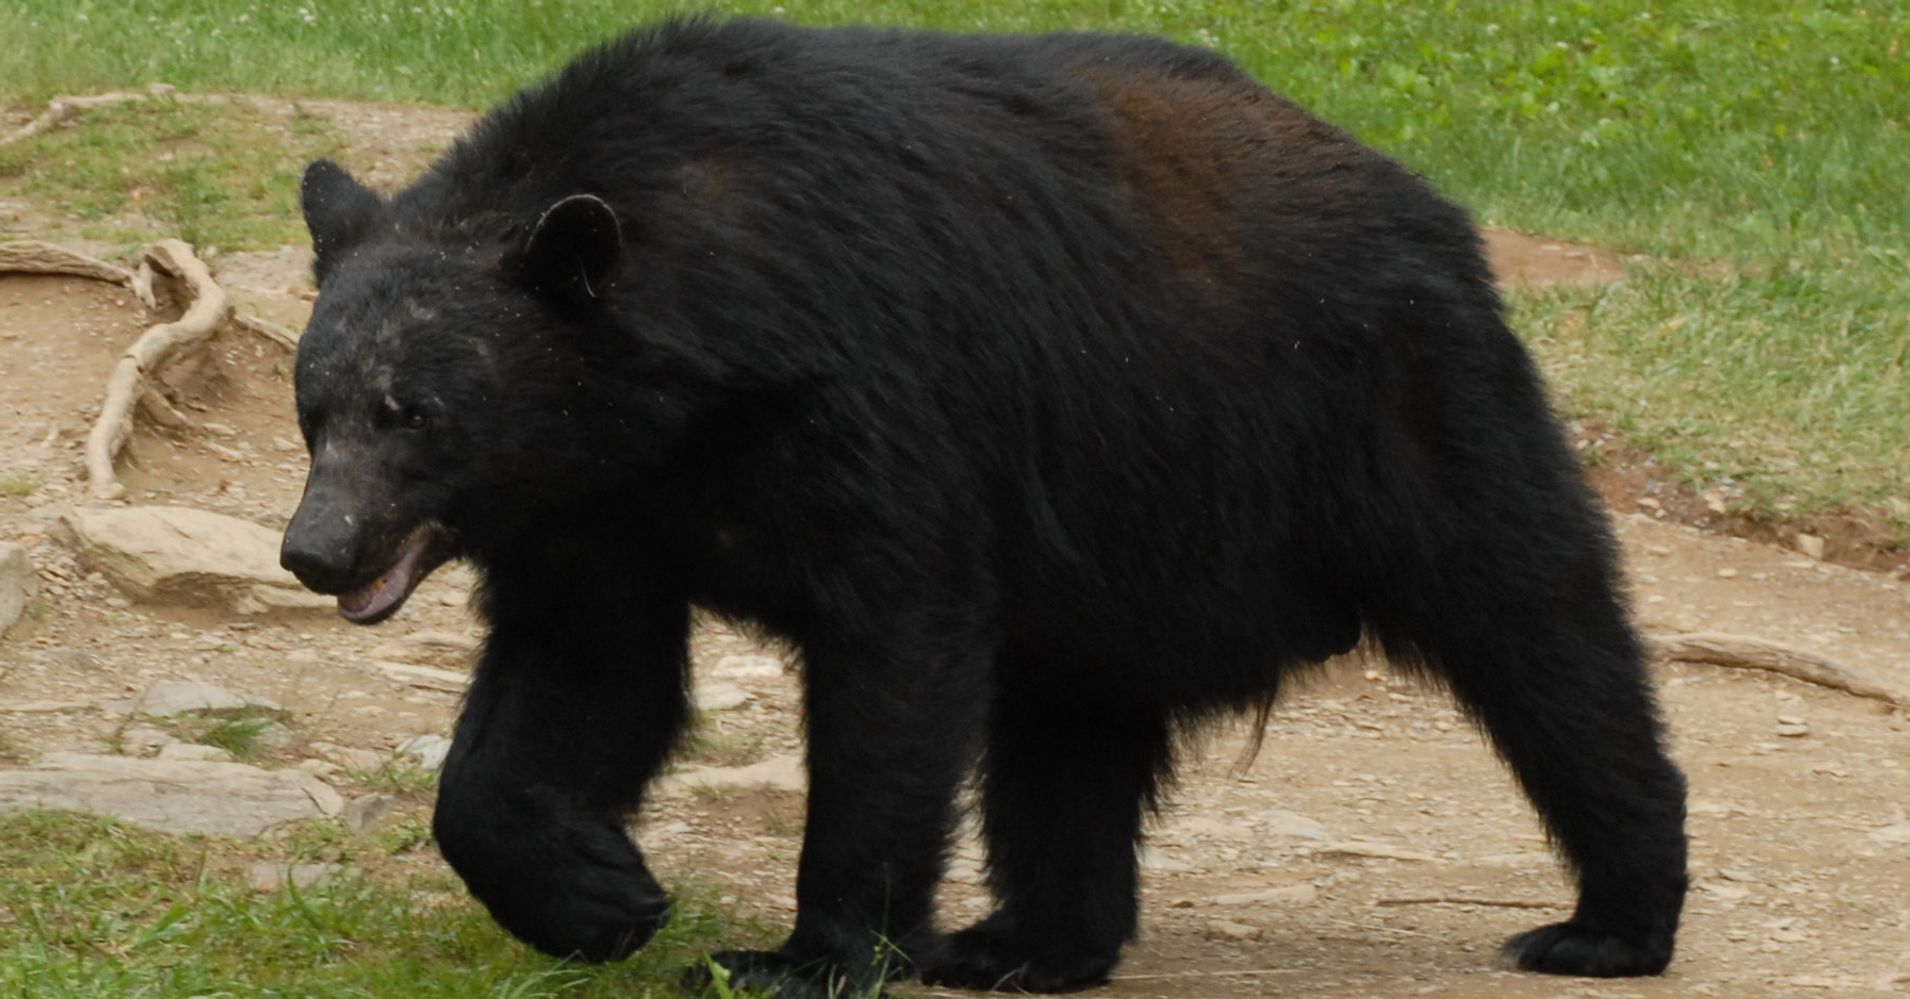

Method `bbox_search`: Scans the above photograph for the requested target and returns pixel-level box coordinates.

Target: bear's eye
[401,404,430,431]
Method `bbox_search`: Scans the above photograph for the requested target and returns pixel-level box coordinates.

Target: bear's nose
[280,493,361,593]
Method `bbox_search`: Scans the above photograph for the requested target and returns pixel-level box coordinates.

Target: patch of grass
[0,97,342,249]
[161,705,287,761]
[0,475,40,498]
[0,810,780,997]
[1514,260,1910,526]
[345,760,441,796]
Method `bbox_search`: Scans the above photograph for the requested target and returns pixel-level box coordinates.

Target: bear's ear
[301,160,384,285]
[504,194,623,314]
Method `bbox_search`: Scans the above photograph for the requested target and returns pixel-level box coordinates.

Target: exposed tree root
[0,241,135,285]
[1649,631,1907,708]
[85,240,230,499]
[1,239,304,497]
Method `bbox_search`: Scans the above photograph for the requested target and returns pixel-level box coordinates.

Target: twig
[0,241,134,285]
[85,240,229,499]
[1648,631,1907,708]
[1375,896,1562,910]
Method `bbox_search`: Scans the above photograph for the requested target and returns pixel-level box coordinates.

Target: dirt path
[0,98,1905,997]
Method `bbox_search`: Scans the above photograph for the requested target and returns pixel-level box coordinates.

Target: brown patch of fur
[677,154,747,222]
[1070,67,1362,291]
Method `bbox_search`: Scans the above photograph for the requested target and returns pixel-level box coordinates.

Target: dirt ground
[0,98,1906,997]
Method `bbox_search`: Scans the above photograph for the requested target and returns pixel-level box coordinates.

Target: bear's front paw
[525,853,672,962]
[437,790,671,962]
[1501,921,1673,977]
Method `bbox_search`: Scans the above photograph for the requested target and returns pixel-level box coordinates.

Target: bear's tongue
[337,530,432,623]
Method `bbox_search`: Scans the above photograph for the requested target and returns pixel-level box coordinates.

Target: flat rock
[0,752,343,837]
[126,681,280,718]
[54,506,332,615]
[696,682,754,712]
[397,734,451,770]
[0,541,33,636]
[310,741,384,771]
[344,793,401,833]
[155,743,234,763]
[660,753,805,795]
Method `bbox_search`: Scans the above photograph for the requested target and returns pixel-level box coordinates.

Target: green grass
[0,97,342,250]
[0,476,40,498]
[0,810,782,997]
[1518,262,1909,531]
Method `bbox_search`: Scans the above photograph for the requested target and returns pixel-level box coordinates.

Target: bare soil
[0,98,1906,997]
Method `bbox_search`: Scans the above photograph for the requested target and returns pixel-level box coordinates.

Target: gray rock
[695,682,754,713]
[309,741,384,772]
[659,753,805,796]
[54,506,332,615]
[344,793,401,833]
[397,734,451,770]
[246,861,340,893]
[117,725,175,756]
[0,542,33,637]
[155,743,234,763]
[127,681,280,718]
[0,752,343,836]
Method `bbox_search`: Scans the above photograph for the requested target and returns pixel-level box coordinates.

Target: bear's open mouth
[336,523,454,625]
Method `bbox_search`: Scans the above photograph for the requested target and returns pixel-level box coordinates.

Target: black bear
[280,16,1687,997]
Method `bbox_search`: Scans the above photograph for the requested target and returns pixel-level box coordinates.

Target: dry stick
[85,239,230,499]
[1648,631,1907,708]
[1375,896,1562,910]
[0,241,135,285]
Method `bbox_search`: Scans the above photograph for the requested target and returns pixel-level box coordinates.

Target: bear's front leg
[434,588,692,962]
[686,623,990,999]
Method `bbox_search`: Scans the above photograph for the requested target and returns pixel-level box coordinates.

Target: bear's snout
[280,488,368,594]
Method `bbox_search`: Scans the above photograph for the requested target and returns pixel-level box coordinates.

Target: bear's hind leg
[920,665,1172,993]
[1386,544,1688,977]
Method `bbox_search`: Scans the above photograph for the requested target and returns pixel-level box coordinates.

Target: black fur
[281,17,1687,996]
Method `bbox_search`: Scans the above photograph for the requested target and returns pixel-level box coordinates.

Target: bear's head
[280,160,626,624]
